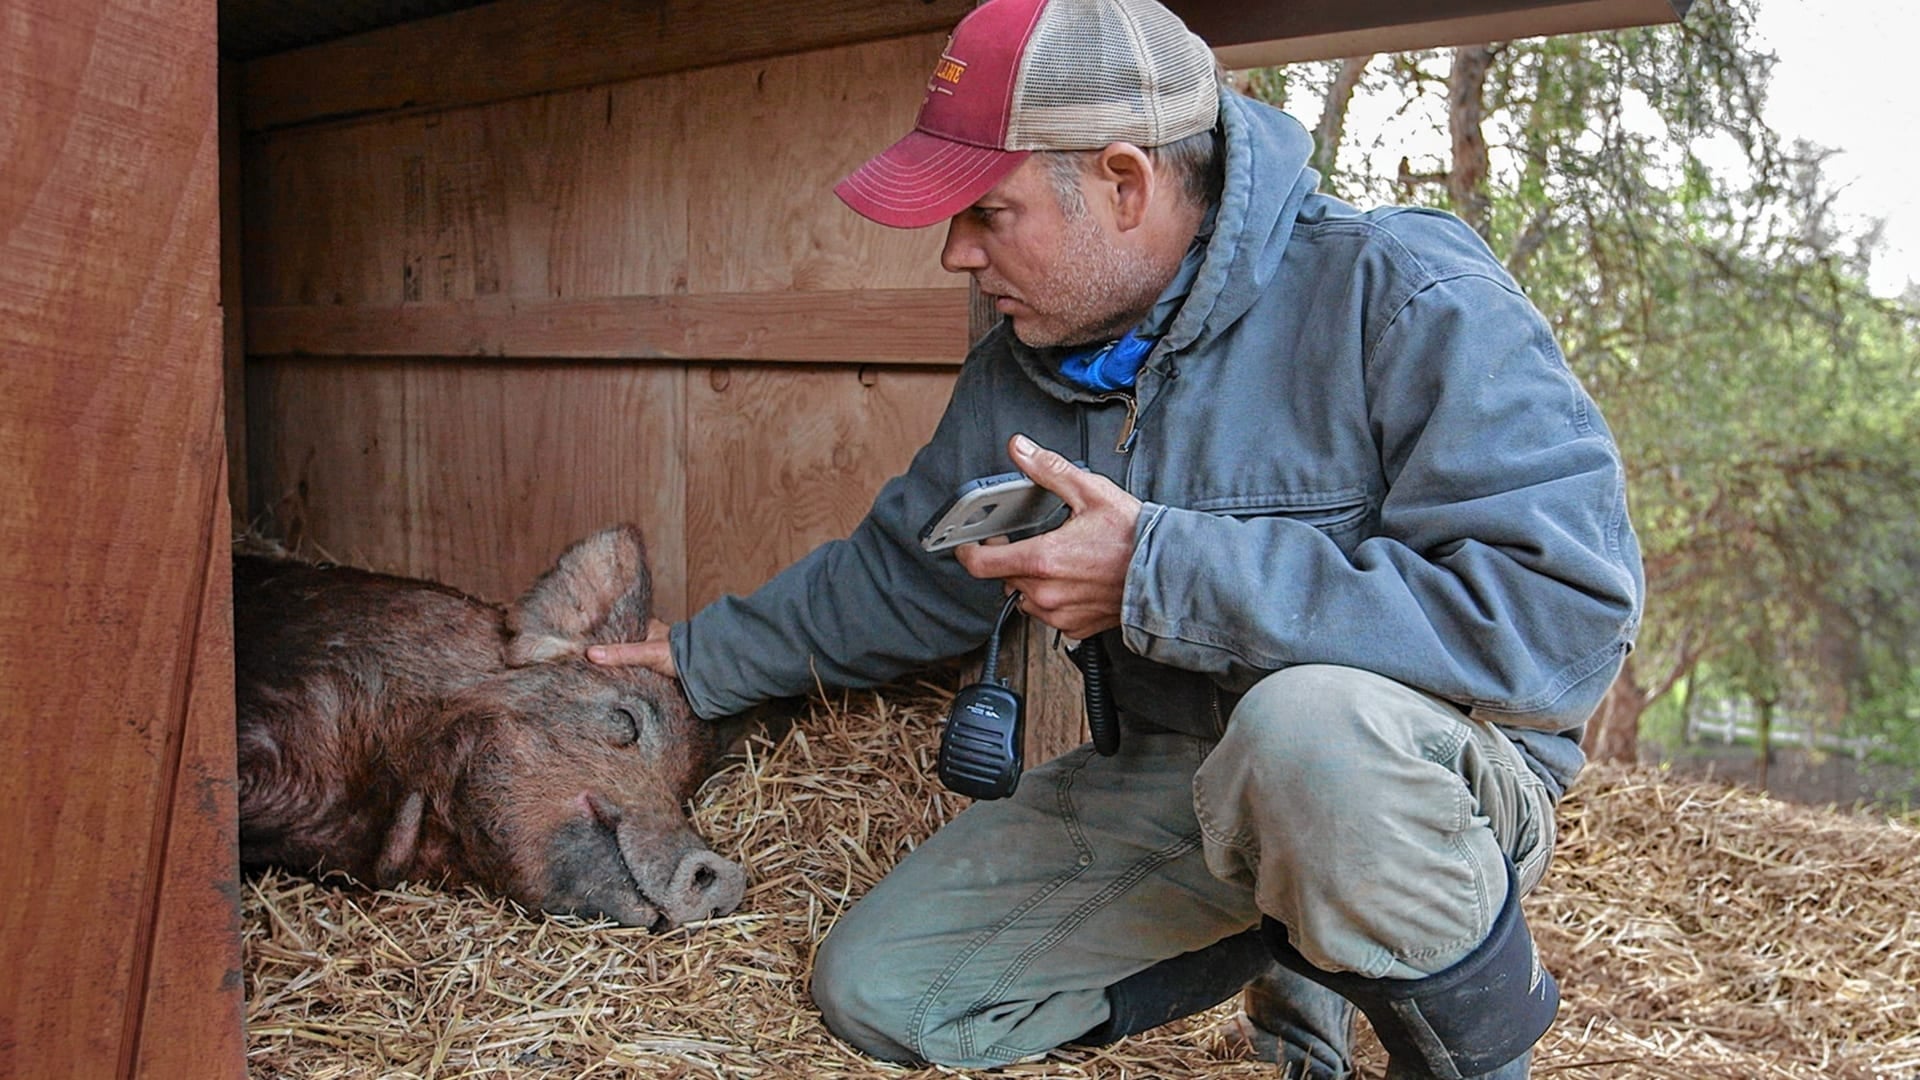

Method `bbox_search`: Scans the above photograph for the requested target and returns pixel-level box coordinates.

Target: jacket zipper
[1097,391,1140,454]
[1115,354,1183,459]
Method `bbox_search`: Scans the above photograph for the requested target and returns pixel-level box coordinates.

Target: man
[590,0,1644,1075]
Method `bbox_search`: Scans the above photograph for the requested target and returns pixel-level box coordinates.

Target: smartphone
[919,471,1068,553]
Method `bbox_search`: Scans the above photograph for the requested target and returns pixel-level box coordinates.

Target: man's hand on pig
[587,617,678,678]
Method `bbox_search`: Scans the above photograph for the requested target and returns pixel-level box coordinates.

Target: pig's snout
[581,791,745,928]
[660,849,746,926]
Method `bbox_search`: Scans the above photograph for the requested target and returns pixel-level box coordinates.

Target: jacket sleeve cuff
[668,620,723,721]
[1120,502,1173,657]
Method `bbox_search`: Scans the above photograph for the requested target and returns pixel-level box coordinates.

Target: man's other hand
[955,434,1141,639]
[586,617,678,679]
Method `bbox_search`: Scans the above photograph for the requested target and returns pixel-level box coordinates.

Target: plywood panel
[240,0,974,134]
[235,0,1684,136]
[684,364,955,609]
[400,360,689,616]
[245,357,414,566]
[1186,0,1687,68]
[240,35,958,363]
[243,118,422,306]
[0,0,242,1072]
[386,82,690,303]
[685,34,954,295]
[247,358,690,617]
[243,78,687,308]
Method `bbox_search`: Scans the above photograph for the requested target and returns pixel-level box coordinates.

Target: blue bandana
[1058,331,1156,392]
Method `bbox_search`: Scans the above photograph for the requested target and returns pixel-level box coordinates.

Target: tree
[1244,0,1920,763]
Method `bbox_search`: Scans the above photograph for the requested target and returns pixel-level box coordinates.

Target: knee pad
[1261,865,1556,1079]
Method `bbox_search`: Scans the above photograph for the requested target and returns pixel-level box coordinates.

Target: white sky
[1752,0,1918,296]
[1291,0,1918,299]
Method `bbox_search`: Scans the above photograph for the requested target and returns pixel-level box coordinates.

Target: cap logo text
[928,51,967,96]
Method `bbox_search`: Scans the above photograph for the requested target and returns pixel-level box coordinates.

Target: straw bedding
[244,683,1920,1079]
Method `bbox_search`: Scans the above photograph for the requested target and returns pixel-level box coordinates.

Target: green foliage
[1636,673,1692,746]
[1851,664,1920,765]
[1244,0,1920,764]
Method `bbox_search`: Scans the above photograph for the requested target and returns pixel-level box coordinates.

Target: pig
[233,524,746,930]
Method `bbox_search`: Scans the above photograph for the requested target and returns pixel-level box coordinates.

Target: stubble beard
[1007,212,1171,350]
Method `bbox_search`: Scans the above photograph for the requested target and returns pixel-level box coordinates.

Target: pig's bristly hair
[505,524,652,667]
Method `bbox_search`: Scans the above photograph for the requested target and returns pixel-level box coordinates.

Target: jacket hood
[1161,91,1320,356]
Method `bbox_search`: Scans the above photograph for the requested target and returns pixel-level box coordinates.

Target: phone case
[919,471,1066,553]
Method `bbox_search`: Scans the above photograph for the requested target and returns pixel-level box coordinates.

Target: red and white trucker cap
[835,0,1220,229]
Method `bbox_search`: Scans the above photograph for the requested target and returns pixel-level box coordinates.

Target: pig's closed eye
[607,702,655,746]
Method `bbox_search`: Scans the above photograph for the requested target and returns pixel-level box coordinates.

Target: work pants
[810,664,1559,1068]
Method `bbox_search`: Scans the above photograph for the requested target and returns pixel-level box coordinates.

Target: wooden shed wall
[1,0,244,1075]
[241,33,969,613]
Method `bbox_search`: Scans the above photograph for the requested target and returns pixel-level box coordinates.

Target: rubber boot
[1232,963,1357,1078]
[1261,866,1555,1079]
[1385,1048,1531,1080]
[1075,927,1275,1045]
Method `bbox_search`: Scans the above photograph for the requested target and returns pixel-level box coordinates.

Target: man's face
[940,155,1161,348]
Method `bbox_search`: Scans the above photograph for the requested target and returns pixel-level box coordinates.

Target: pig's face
[374,525,746,928]
[449,661,744,929]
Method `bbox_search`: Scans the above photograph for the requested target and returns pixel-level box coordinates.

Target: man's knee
[1199,664,1521,978]
[1226,664,1442,779]
[810,917,922,1064]
[1196,666,1438,901]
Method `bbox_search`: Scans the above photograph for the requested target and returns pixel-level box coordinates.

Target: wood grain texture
[684,35,953,296]
[242,116,421,306]
[247,357,691,618]
[0,0,242,1074]
[1003,622,1097,767]
[239,0,973,133]
[245,289,971,363]
[684,364,954,609]
[131,473,245,1080]
[242,77,689,307]
[244,357,411,561]
[239,0,1681,133]
[241,37,958,362]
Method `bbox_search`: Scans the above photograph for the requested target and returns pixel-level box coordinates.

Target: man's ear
[1093,142,1156,232]
[505,524,653,666]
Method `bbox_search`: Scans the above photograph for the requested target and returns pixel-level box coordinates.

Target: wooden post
[965,288,1090,764]
[0,0,244,1074]
[221,59,250,533]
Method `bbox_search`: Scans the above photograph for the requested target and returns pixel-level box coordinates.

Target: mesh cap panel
[1006,0,1219,151]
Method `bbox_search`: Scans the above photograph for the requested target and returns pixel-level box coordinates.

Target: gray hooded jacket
[672,92,1645,797]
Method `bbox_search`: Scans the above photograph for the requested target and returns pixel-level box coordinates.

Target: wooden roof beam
[1178,0,1692,68]
[240,0,974,133]
[241,0,1690,135]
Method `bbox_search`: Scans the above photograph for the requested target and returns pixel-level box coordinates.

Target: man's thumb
[1011,433,1091,510]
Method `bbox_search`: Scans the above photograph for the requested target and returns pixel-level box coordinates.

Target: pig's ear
[505,524,653,666]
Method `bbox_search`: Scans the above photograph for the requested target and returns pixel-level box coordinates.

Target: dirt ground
[244,685,1920,1079]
